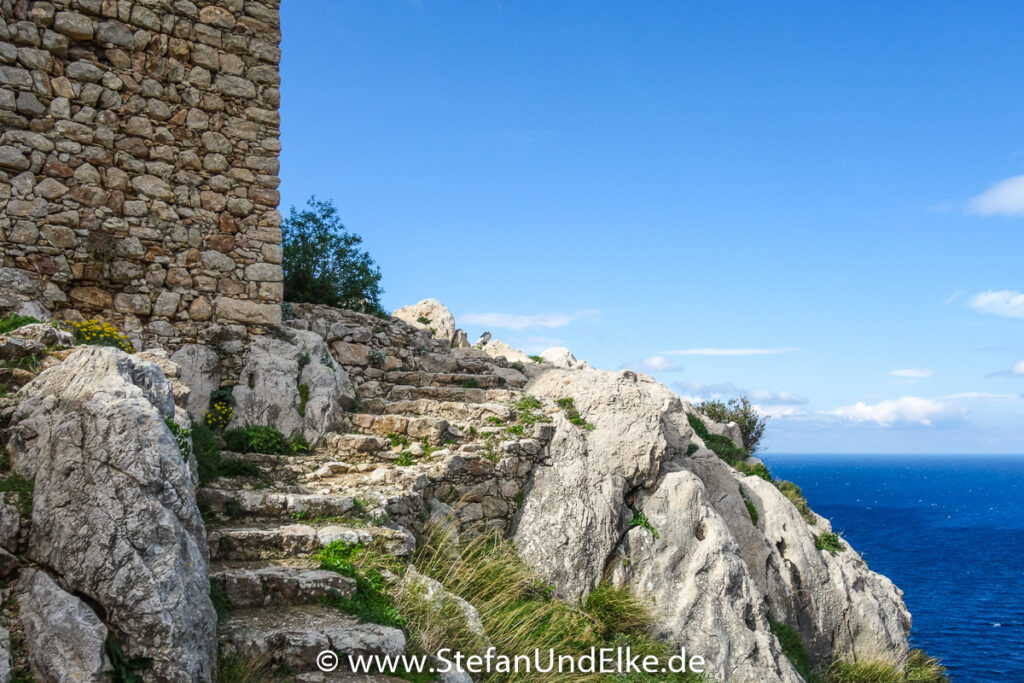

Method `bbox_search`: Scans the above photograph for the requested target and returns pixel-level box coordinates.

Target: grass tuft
[814,532,845,554]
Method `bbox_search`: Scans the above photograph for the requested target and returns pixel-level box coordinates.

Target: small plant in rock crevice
[297,383,310,417]
[528,355,544,364]
[738,484,759,526]
[223,424,308,455]
[204,387,236,431]
[164,416,192,461]
[628,509,659,540]
[368,348,386,368]
[814,531,845,554]
[555,397,595,431]
[416,316,431,325]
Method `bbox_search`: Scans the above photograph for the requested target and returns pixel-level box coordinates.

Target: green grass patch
[814,532,845,554]
[317,541,407,628]
[775,480,817,525]
[297,383,310,417]
[0,471,33,517]
[528,355,545,364]
[395,451,415,466]
[192,422,262,485]
[461,378,480,389]
[770,620,811,678]
[0,314,41,336]
[555,397,595,431]
[163,416,192,460]
[735,460,773,481]
[412,524,703,682]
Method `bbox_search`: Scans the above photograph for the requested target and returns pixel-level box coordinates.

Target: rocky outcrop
[514,365,911,682]
[7,347,217,681]
[15,569,108,683]
[230,330,355,444]
[392,299,456,343]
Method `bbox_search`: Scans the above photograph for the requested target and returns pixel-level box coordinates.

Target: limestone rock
[514,365,911,682]
[0,268,50,321]
[539,346,589,369]
[5,324,73,347]
[16,568,108,683]
[231,331,355,444]
[399,566,489,646]
[170,343,221,418]
[7,347,217,681]
[451,329,470,348]
[481,339,533,365]
[392,299,456,343]
[0,337,45,362]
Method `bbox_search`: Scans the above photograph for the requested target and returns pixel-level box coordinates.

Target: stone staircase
[199,305,555,678]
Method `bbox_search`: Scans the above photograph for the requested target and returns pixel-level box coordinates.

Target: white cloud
[968,290,1024,318]
[1014,361,1024,376]
[748,389,809,405]
[830,396,964,427]
[967,174,1024,216]
[671,380,742,403]
[623,355,683,373]
[461,309,599,330]
[660,347,801,356]
[941,291,963,306]
[830,392,1019,427]
[889,368,934,380]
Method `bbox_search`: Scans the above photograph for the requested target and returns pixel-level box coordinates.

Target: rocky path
[198,326,549,678]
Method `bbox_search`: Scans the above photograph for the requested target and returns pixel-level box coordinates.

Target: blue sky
[278,1,1024,454]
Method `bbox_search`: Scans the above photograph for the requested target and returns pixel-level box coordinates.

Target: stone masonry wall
[0,0,283,348]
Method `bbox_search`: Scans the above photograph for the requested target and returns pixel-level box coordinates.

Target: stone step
[199,487,366,520]
[208,522,415,562]
[211,565,357,609]
[218,605,405,674]
[382,370,522,388]
[343,413,455,445]
[355,380,519,405]
[357,398,514,424]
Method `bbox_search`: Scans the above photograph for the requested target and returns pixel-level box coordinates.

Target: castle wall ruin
[0,0,283,347]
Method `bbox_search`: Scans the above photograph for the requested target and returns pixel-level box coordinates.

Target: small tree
[697,396,768,454]
[281,197,384,314]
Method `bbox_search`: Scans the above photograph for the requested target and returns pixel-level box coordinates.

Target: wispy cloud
[830,392,1019,427]
[623,356,683,373]
[461,309,599,330]
[660,347,801,357]
[988,360,1024,378]
[889,368,934,380]
[748,389,809,406]
[941,291,962,306]
[967,174,1024,217]
[671,380,742,402]
[968,290,1024,318]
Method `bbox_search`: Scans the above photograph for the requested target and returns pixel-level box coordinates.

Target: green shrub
[905,649,949,682]
[461,378,480,389]
[395,452,415,466]
[223,424,307,455]
[812,649,948,683]
[281,197,384,314]
[776,480,817,525]
[193,422,262,484]
[696,396,768,454]
[104,637,148,682]
[814,532,845,554]
[297,383,310,417]
[210,580,231,622]
[735,460,773,481]
[745,500,759,525]
[528,355,545,364]
[164,416,192,461]
[416,316,431,325]
[769,620,811,678]
[204,387,236,431]
[686,413,748,466]
[216,653,271,683]
[0,313,41,336]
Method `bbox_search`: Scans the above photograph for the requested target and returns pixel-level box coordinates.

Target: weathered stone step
[218,605,405,674]
[343,413,455,444]
[208,523,415,561]
[382,369,524,388]
[199,487,363,519]
[212,565,356,608]
[357,398,514,424]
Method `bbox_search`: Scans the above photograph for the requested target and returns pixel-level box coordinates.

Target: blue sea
[762,454,1024,683]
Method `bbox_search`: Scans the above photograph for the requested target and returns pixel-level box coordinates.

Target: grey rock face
[16,569,108,683]
[231,331,355,444]
[515,366,910,682]
[170,343,222,418]
[8,347,217,682]
[392,299,457,343]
